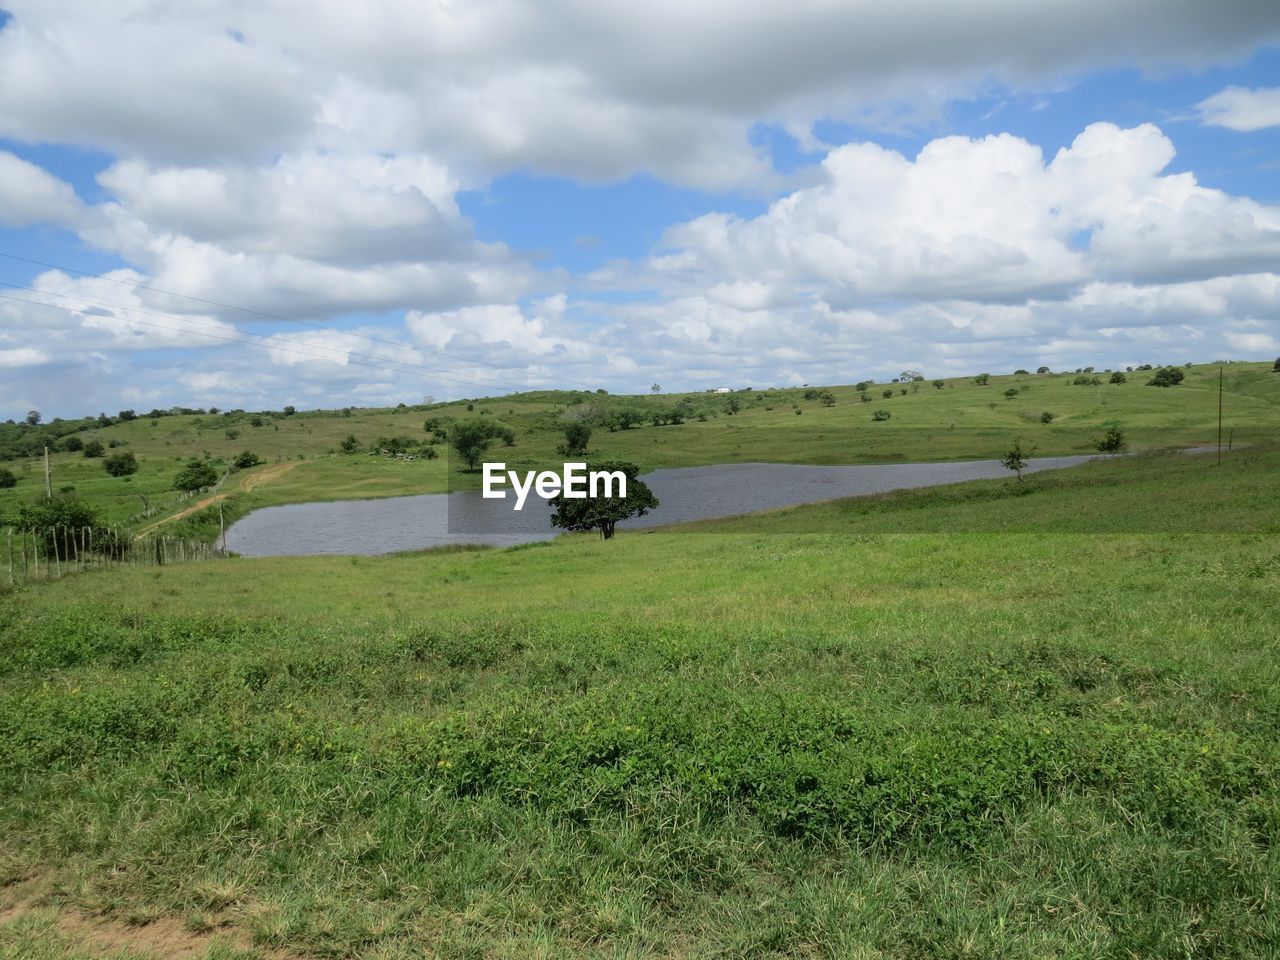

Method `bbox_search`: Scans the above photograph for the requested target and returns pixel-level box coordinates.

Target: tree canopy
[549,461,658,540]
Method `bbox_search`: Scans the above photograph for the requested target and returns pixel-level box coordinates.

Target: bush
[1109,371,1127,384]
[1073,375,1102,386]
[103,451,138,477]
[82,440,105,458]
[1039,411,1055,424]
[1146,367,1185,387]
[174,459,219,492]
[558,421,592,457]
[63,436,84,452]
[1095,424,1127,453]
[0,467,16,488]
[973,373,990,385]
[340,434,362,454]
[872,410,891,421]
[232,451,264,469]
[882,389,893,398]
[1003,388,1018,400]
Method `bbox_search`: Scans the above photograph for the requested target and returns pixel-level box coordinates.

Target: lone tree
[450,418,514,471]
[174,458,218,492]
[1273,357,1279,372]
[559,421,592,457]
[650,383,661,394]
[1095,424,1127,453]
[1001,439,1032,480]
[549,461,658,540]
[103,451,138,477]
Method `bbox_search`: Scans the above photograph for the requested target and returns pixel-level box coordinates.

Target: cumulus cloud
[1195,86,1280,131]
[0,151,82,227]
[645,123,1280,304]
[2,1,1278,188]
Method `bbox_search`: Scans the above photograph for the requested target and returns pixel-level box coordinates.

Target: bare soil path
[135,461,301,538]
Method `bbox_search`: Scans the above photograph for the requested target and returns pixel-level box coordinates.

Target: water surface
[226,455,1102,557]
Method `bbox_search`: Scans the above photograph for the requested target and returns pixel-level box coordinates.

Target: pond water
[225,455,1103,557]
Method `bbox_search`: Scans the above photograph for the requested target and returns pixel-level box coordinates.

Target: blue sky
[0,2,1278,419]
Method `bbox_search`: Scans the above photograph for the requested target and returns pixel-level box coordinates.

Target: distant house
[714,387,732,394]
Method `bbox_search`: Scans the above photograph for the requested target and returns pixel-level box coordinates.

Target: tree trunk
[601,522,615,540]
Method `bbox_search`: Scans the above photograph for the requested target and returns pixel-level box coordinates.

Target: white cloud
[1195,86,1280,131]
[646,123,1280,304]
[0,151,82,227]
[1,1,1277,189]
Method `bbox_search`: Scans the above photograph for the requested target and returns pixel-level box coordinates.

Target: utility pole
[43,446,52,498]
[1217,367,1224,466]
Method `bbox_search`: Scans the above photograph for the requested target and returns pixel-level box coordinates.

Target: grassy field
[2,446,1278,958]
[2,361,1276,537]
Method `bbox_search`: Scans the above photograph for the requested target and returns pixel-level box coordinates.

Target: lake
[224,455,1103,557]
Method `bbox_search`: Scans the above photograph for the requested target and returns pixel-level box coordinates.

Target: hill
[2,360,1277,537]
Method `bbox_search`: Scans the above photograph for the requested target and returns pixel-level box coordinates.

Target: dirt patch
[135,461,303,538]
[1,873,293,959]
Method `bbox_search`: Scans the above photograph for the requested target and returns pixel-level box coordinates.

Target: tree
[559,421,592,457]
[1003,388,1019,400]
[549,461,658,540]
[103,451,138,477]
[82,440,105,458]
[117,409,137,421]
[1145,367,1184,388]
[1039,411,1056,424]
[63,436,84,452]
[25,410,40,425]
[932,379,945,389]
[340,434,362,454]
[1273,357,1280,372]
[973,373,990,385]
[1095,424,1127,453]
[450,419,512,471]
[1109,371,1127,384]
[724,396,741,415]
[174,458,219,492]
[650,383,661,394]
[1001,439,1031,480]
[233,451,263,469]
[1036,366,1051,374]
[882,389,893,399]
[0,468,16,488]
[283,405,297,415]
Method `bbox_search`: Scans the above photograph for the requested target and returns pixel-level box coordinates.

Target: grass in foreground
[2,449,1278,957]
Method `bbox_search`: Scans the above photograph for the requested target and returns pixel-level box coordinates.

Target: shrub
[1109,371,1127,384]
[1073,375,1102,386]
[1146,367,1185,387]
[103,451,138,477]
[1003,388,1018,400]
[0,467,16,488]
[1001,439,1031,480]
[225,428,240,440]
[1095,424,1127,453]
[973,373,990,385]
[932,380,944,389]
[558,422,592,457]
[872,410,891,421]
[63,436,84,452]
[1036,366,1050,374]
[82,440,105,458]
[1039,411,1055,424]
[232,451,264,469]
[340,435,362,454]
[882,389,893,398]
[174,459,219,492]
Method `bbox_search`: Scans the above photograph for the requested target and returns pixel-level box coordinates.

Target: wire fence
[2,525,223,586]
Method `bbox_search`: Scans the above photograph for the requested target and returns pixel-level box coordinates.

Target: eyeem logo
[482,462,628,511]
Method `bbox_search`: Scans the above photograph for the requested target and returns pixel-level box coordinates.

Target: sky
[0,1,1279,420]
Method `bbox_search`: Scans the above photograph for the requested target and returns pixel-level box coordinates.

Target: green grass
[3,361,1276,534]
[2,449,1278,957]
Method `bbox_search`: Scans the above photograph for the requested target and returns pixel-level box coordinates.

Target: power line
[0,249,600,390]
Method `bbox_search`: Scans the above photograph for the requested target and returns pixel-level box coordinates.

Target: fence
[2,525,223,586]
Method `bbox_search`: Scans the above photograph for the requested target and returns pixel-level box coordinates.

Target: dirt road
[135,461,300,538]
